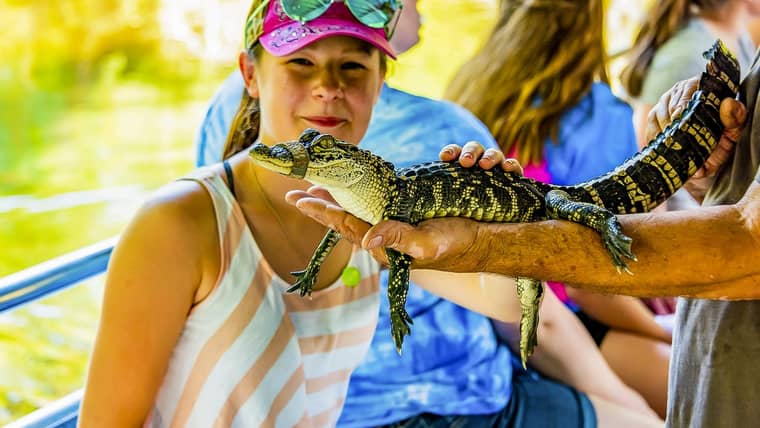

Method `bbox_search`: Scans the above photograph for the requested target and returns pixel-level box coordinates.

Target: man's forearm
[482,204,760,298]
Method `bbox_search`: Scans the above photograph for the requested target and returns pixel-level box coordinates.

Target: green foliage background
[0,0,497,423]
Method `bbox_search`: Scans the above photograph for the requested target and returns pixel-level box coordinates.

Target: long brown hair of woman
[445,0,607,164]
[620,0,728,98]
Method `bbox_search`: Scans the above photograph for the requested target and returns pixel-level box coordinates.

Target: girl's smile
[302,115,348,129]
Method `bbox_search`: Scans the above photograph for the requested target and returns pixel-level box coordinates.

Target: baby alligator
[249,40,739,367]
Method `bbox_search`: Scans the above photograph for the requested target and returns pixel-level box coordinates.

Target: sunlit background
[0,0,648,424]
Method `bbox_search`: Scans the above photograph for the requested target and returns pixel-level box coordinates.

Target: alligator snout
[249,142,298,176]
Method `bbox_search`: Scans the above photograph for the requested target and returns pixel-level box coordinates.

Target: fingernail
[366,235,383,249]
[462,152,473,159]
[442,148,454,156]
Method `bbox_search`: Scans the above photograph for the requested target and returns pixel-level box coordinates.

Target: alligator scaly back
[537,39,740,216]
[249,40,739,369]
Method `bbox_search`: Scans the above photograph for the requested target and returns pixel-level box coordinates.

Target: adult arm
[478,183,760,298]
[79,182,211,427]
[287,178,760,299]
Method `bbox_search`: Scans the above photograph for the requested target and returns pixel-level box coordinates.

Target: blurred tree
[0,0,180,89]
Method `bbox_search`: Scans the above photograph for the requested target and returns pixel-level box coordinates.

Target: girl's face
[243,36,385,146]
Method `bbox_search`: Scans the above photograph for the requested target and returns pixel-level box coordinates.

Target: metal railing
[0,237,117,314]
[1,237,117,427]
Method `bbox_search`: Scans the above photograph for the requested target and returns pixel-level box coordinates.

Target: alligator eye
[299,128,321,144]
[316,136,335,148]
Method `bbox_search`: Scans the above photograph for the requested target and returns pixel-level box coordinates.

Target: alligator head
[249,128,396,224]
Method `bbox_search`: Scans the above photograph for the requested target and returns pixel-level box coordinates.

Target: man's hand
[286,186,491,271]
[439,141,524,174]
[285,187,388,265]
[646,76,747,201]
[285,141,522,271]
[362,217,488,272]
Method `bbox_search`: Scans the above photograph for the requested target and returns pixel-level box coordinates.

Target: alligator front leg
[386,248,414,353]
[516,277,544,369]
[288,229,342,296]
[545,190,636,273]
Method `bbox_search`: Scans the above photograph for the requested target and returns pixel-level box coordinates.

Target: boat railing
[1,237,118,427]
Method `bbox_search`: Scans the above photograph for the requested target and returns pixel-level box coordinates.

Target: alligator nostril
[249,143,271,157]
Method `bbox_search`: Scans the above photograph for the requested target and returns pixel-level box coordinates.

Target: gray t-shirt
[640,19,755,105]
[667,54,760,427]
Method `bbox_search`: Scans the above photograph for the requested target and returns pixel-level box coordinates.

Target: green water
[0,0,497,423]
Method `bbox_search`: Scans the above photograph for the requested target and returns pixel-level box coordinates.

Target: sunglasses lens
[345,0,400,29]
[280,0,332,22]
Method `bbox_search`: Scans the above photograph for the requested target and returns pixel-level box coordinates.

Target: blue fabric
[193,73,513,426]
[195,72,246,167]
[543,82,638,185]
[379,370,596,428]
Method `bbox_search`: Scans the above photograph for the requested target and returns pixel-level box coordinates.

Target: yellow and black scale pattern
[249,40,739,368]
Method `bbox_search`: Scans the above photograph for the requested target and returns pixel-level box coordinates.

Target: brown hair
[445,0,607,164]
[222,47,263,160]
[620,0,730,98]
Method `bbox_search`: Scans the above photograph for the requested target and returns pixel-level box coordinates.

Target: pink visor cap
[257,1,397,59]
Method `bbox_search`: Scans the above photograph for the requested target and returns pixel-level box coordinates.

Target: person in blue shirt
[194,1,662,426]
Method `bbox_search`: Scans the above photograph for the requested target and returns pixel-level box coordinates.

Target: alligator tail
[533,39,740,215]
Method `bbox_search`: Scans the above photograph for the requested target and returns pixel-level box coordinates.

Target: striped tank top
[146,168,381,428]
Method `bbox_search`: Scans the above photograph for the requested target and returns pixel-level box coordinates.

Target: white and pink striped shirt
[146,169,380,428]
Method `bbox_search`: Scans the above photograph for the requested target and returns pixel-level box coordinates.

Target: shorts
[378,370,597,428]
[574,310,610,346]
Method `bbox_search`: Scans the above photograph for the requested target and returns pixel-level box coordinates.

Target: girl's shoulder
[125,176,221,267]
[142,177,217,231]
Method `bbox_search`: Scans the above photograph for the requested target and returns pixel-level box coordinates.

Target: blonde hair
[445,0,607,164]
[620,0,730,98]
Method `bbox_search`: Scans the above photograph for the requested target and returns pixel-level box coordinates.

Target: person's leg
[377,413,500,428]
[599,330,670,419]
[497,371,596,428]
[587,393,664,428]
[502,371,664,428]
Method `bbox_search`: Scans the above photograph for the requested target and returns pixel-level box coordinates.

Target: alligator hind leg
[288,229,342,296]
[545,190,636,273]
[517,277,544,369]
[386,248,414,353]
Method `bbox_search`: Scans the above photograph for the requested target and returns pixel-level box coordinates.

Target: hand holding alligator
[288,68,745,277]
[277,42,742,365]
[648,76,747,202]
[283,139,520,270]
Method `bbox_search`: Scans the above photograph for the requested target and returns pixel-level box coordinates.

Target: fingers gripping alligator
[249,40,739,368]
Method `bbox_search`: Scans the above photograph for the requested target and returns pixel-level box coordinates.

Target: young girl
[78,1,396,426]
[445,0,670,419]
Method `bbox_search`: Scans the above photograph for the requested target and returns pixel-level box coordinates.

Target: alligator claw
[288,268,318,296]
[601,218,636,274]
[516,277,544,369]
[390,308,413,353]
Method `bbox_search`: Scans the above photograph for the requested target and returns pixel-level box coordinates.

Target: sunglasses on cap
[280,0,402,37]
